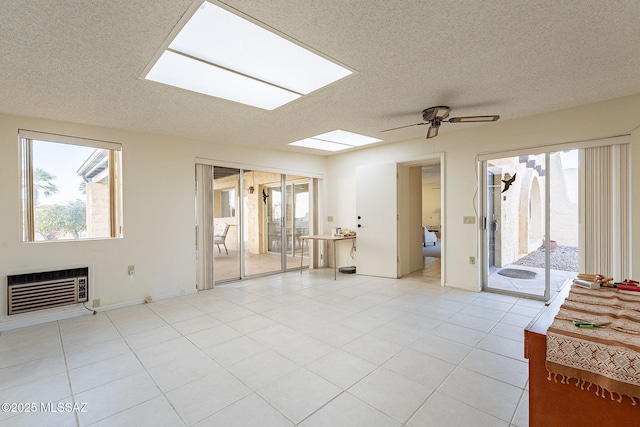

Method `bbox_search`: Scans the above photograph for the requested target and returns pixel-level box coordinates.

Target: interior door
[356,163,398,278]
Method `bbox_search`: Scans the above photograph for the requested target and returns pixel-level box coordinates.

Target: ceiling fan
[381,106,500,139]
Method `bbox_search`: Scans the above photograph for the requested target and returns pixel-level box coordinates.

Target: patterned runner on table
[546,285,640,404]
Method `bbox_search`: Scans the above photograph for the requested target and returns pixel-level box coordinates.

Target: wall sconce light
[247,186,255,194]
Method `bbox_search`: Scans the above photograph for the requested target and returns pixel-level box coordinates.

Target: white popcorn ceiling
[1,0,639,154]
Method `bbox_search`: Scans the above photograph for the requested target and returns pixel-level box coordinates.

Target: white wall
[2,93,639,329]
[325,93,640,291]
[0,113,326,329]
[422,182,441,228]
[398,165,423,276]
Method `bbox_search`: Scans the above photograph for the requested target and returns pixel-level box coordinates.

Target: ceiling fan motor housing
[423,106,451,122]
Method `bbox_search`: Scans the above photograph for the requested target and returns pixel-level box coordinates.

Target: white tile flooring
[0,269,544,426]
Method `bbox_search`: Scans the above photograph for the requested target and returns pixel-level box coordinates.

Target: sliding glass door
[212,167,241,282]
[196,166,314,285]
[244,171,283,276]
[286,175,310,269]
[482,150,579,300]
[197,167,313,284]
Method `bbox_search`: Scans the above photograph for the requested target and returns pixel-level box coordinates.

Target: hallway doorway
[421,161,441,280]
[398,155,444,285]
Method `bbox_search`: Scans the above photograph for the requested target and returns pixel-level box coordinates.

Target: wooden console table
[299,235,356,280]
[524,286,640,426]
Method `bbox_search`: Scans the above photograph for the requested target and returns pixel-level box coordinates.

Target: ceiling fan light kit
[382,105,500,139]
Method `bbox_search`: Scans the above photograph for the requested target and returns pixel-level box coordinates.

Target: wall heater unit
[7,268,88,315]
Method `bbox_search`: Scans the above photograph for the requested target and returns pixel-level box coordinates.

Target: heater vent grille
[7,268,88,315]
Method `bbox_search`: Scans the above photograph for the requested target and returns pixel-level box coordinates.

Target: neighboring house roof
[76,149,108,180]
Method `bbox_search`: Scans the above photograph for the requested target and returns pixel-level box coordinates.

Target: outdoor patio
[488,265,575,298]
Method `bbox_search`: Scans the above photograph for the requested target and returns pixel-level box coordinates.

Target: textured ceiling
[1,0,640,155]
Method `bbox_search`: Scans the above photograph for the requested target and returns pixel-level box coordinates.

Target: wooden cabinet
[524,287,640,426]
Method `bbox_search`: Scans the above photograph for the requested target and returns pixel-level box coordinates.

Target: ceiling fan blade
[426,125,439,139]
[380,122,427,132]
[448,115,500,123]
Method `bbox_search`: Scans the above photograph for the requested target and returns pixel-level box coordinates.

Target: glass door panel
[286,175,309,270]
[213,166,240,282]
[547,150,580,294]
[243,171,283,276]
[266,186,282,254]
[484,154,549,298]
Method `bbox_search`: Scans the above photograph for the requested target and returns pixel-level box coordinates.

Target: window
[20,130,123,242]
[220,189,235,218]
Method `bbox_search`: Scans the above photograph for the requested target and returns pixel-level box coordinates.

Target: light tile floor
[0,269,544,426]
[214,250,309,282]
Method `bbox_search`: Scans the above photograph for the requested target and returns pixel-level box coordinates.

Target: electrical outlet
[469,256,476,265]
[128,265,135,276]
[327,216,334,222]
[92,299,100,308]
[463,216,476,224]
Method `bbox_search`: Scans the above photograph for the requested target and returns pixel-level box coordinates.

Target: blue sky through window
[32,140,95,206]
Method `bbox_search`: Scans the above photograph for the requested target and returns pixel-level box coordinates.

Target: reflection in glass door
[483,150,579,300]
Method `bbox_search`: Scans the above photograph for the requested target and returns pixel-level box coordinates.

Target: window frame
[19,130,123,242]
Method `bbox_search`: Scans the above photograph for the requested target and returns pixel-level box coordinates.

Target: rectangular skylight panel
[289,138,351,152]
[146,51,300,110]
[169,1,352,95]
[314,130,382,147]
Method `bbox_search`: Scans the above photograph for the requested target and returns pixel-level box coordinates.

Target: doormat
[497,268,537,279]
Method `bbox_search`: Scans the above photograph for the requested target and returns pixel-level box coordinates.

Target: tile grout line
[56,320,80,427]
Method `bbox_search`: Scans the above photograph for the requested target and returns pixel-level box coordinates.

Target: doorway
[420,161,442,280]
[396,155,444,284]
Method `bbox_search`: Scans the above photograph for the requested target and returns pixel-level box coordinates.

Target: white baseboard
[0,288,198,332]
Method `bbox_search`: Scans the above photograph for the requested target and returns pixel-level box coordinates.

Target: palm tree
[34,167,58,205]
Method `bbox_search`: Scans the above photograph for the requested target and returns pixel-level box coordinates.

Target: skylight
[289,130,382,152]
[144,1,353,110]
